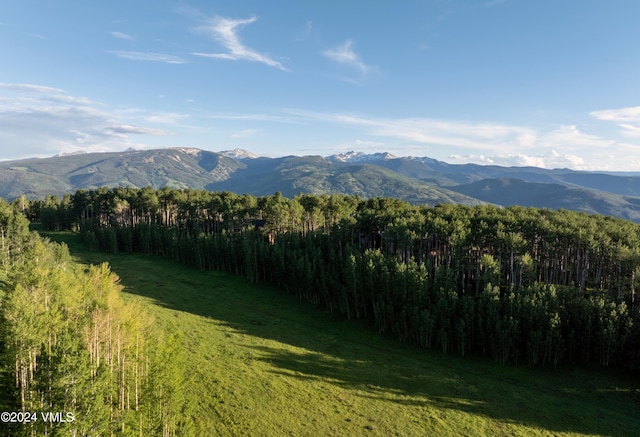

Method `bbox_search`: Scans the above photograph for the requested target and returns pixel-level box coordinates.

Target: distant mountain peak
[219,148,259,160]
[327,151,398,163]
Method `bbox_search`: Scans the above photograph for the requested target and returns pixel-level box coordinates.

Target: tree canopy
[28,188,640,370]
[0,197,194,436]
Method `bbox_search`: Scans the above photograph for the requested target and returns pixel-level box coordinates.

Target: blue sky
[2,1,640,170]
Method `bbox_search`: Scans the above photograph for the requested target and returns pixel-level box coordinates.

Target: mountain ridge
[3,147,640,222]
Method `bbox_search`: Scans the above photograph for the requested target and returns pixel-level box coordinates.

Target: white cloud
[285,109,640,170]
[107,124,174,136]
[111,31,134,41]
[143,112,190,125]
[192,16,289,71]
[0,83,64,94]
[4,84,636,170]
[109,51,186,64]
[322,40,374,79]
[205,112,298,124]
[618,123,640,136]
[0,82,96,109]
[289,110,536,152]
[591,106,640,122]
[591,106,640,137]
[539,124,614,149]
[0,83,174,159]
[449,151,587,170]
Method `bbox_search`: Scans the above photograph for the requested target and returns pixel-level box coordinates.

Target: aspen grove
[0,197,194,436]
[31,188,640,369]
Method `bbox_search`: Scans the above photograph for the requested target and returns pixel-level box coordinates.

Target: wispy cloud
[294,20,313,42]
[448,151,588,170]
[0,83,174,159]
[205,112,298,124]
[289,110,535,151]
[107,124,174,136]
[447,125,621,170]
[0,82,94,106]
[192,16,289,71]
[143,112,190,125]
[322,40,374,78]
[485,0,509,7]
[540,124,614,150]
[591,106,640,136]
[284,109,634,170]
[0,83,64,93]
[109,51,186,64]
[3,80,636,170]
[591,106,640,122]
[111,31,134,41]
[617,124,640,136]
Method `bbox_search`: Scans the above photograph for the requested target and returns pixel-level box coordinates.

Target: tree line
[0,197,194,436]
[29,188,640,369]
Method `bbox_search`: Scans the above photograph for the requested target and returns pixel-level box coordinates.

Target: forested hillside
[0,198,193,436]
[5,147,640,222]
[449,178,640,222]
[0,149,479,206]
[32,187,640,370]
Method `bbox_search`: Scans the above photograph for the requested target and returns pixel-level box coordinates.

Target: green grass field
[43,231,640,436]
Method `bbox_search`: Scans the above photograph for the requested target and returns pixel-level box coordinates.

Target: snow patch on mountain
[219,148,259,160]
[327,151,399,163]
[170,147,202,156]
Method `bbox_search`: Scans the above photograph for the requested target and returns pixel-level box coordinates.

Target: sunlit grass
[44,230,640,436]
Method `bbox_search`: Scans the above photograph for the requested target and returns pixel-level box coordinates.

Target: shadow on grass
[242,344,638,435]
[44,231,640,436]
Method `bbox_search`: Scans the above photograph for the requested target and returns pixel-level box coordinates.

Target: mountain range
[3,147,640,222]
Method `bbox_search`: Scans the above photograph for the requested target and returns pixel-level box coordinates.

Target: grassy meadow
[43,230,640,436]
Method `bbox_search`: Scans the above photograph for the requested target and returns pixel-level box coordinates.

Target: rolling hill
[3,147,640,222]
[448,177,640,223]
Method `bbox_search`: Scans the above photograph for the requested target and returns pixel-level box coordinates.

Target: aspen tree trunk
[135,334,139,411]
[618,262,623,302]
[118,335,126,418]
[108,315,113,420]
[95,314,100,373]
[16,357,23,409]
